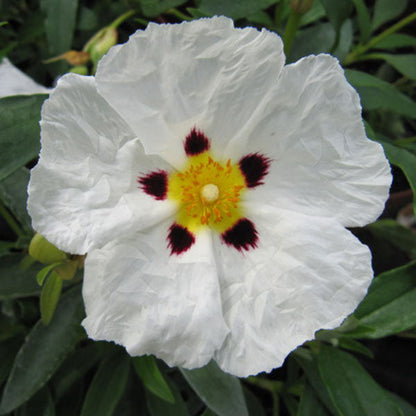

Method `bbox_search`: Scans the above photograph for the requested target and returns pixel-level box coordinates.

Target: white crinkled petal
[95,16,284,167]
[0,58,51,97]
[213,203,373,377]
[226,54,391,227]
[28,74,175,255]
[82,224,229,369]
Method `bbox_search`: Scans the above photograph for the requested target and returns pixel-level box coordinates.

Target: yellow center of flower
[168,152,247,233]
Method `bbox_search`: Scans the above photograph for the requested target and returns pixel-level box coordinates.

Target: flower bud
[290,0,314,14]
[28,233,67,264]
[70,65,89,75]
[84,27,118,66]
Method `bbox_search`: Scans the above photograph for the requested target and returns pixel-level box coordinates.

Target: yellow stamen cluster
[168,153,247,233]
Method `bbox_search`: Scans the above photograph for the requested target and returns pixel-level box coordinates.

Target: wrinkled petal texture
[228,54,391,227]
[96,16,284,167]
[27,17,392,378]
[214,203,373,377]
[82,225,229,368]
[28,74,175,254]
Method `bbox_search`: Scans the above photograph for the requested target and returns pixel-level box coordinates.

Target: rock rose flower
[28,17,391,377]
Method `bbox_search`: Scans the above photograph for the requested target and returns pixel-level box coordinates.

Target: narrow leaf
[379,140,416,216]
[52,344,101,399]
[368,219,416,258]
[319,0,353,31]
[198,0,278,20]
[0,254,42,300]
[132,355,175,403]
[345,69,416,118]
[0,286,85,413]
[36,262,62,285]
[0,95,47,181]
[351,0,371,42]
[289,23,336,63]
[293,348,337,415]
[372,0,407,30]
[353,261,416,338]
[0,168,32,234]
[145,377,190,416]
[180,361,249,416]
[80,351,130,416]
[374,34,416,50]
[371,54,416,80]
[43,0,79,55]
[317,345,403,416]
[297,383,330,416]
[40,271,63,325]
[16,386,55,416]
[139,0,187,17]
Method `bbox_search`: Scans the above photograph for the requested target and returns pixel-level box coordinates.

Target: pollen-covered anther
[168,151,248,233]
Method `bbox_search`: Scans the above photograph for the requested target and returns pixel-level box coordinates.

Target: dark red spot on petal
[184,128,211,156]
[167,223,195,255]
[221,218,258,252]
[138,170,168,200]
[239,153,271,188]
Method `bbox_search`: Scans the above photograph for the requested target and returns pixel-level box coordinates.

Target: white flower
[0,58,51,98]
[28,17,391,377]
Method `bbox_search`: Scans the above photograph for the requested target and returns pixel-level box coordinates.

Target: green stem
[109,10,136,29]
[272,390,280,416]
[343,11,416,65]
[0,200,25,238]
[245,376,283,392]
[283,11,302,56]
[167,8,192,21]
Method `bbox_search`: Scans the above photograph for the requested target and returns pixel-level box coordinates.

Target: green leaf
[80,351,130,416]
[180,361,249,416]
[368,219,416,258]
[371,54,416,80]
[244,387,266,416]
[15,386,55,416]
[40,271,63,325]
[0,337,22,386]
[352,261,416,338]
[374,34,416,50]
[289,23,336,63]
[36,262,62,286]
[198,0,278,20]
[293,348,337,415]
[132,355,175,403]
[378,140,416,215]
[145,375,190,416]
[0,168,32,234]
[345,69,416,118]
[388,393,416,416]
[0,286,85,413]
[372,0,407,30]
[0,95,47,182]
[42,0,79,55]
[0,254,42,300]
[300,2,326,27]
[52,344,101,399]
[298,383,330,416]
[333,19,353,61]
[351,0,371,42]
[317,345,403,416]
[319,0,353,31]
[138,0,187,17]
